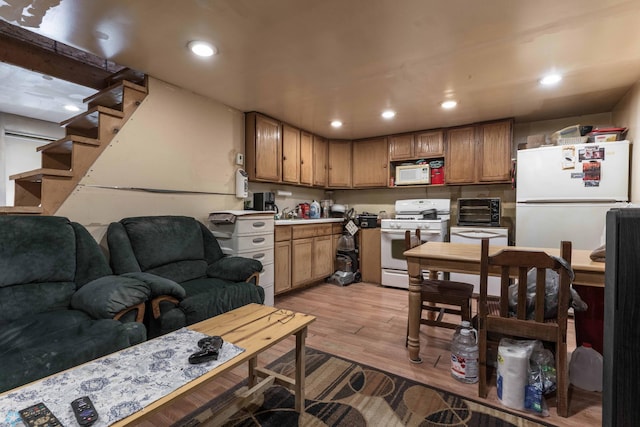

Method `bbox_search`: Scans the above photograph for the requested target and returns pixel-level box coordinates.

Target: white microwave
[395,164,430,185]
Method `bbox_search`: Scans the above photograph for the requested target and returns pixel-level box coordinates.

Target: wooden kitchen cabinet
[389,133,414,160]
[311,235,334,278]
[352,137,388,187]
[245,112,281,182]
[445,119,513,185]
[291,238,313,286]
[477,120,512,182]
[282,124,300,184]
[389,130,443,161]
[359,228,381,284]
[328,139,352,188]
[300,130,313,185]
[274,225,292,294]
[313,135,328,187]
[277,223,339,290]
[445,126,477,184]
[414,130,444,158]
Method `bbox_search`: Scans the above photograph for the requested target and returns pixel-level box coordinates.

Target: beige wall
[57,77,246,242]
[612,81,640,203]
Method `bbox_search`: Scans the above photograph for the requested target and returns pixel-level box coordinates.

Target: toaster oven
[457,198,501,226]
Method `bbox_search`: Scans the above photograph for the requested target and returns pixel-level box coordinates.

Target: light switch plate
[236,153,244,165]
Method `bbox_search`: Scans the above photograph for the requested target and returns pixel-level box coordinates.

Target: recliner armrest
[122,272,186,299]
[206,256,263,282]
[71,275,151,319]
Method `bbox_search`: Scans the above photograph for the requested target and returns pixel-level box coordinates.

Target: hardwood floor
[137,282,602,426]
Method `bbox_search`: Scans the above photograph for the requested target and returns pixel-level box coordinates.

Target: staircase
[0,68,148,215]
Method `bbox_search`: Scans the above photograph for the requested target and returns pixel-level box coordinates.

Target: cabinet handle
[283,156,287,161]
[252,253,265,260]
[253,237,266,244]
[252,221,266,228]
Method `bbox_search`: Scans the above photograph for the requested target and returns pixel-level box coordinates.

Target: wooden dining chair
[477,238,572,417]
[404,229,474,345]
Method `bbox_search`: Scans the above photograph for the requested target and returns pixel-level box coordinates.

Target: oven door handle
[451,230,504,239]
[381,229,441,235]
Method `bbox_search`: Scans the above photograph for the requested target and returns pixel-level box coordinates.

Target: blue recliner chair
[107,215,265,337]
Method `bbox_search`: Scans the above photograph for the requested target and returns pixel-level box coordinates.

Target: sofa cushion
[145,260,208,284]
[0,282,76,322]
[179,278,265,325]
[120,216,206,273]
[0,310,145,393]
[0,216,76,287]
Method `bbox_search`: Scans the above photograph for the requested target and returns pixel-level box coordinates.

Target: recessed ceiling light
[330,120,343,128]
[381,110,396,119]
[64,105,81,112]
[540,74,562,86]
[188,40,217,57]
[441,100,457,109]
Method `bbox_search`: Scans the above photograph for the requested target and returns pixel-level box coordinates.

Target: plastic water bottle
[451,328,479,384]
[569,342,603,392]
[454,320,474,337]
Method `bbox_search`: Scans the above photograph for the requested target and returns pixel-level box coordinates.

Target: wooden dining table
[404,241,605,363]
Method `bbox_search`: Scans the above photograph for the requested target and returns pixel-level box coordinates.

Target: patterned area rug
[173,348,555,427]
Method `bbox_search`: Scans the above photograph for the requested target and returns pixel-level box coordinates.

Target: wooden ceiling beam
[0,21,119,90]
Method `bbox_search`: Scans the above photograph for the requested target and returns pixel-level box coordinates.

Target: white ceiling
[2,0,640,138]
[0,62,95,123]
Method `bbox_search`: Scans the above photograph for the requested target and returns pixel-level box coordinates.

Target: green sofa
[0,216,151,393]
[107,215,265,337]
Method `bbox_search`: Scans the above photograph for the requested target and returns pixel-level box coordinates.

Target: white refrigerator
[516,140,630,250]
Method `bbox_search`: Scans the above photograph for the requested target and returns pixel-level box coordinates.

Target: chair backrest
[0,216,112,321]
[479,238,572,334]
[108,215,225,283]
[404,229,422,250]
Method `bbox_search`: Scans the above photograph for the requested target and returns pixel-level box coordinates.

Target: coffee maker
[253,192,277,212]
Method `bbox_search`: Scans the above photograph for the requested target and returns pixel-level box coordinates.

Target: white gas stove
[380,199,450,289]
[381,199,450,230]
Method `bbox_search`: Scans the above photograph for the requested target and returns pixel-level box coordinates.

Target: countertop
[275,218,344,225]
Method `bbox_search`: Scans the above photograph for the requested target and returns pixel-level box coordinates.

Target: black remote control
[19,402,62,427]
[71,396,98,426]
[189,335,224,364]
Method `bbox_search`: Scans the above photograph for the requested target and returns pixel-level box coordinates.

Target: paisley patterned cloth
[0,328,244,427]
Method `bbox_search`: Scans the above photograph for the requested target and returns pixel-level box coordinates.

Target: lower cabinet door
[274,241,291,293]
[312,235,334,279]
[292,238,313,287]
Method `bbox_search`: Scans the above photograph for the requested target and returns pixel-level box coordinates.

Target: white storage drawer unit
[209,210,275,306]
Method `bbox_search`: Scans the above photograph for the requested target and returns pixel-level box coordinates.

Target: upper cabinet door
[389,134,414,161]
[282,124,300,184]
[246,113,281,182]
[327,139,352,188]
[445,126,476,184]
[477,120,512,182]
[299,131,313,186]
[352,137,388,187]
[313,135,328,187]
[414,130,444,158]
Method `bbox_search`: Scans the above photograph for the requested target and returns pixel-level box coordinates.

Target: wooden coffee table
[112,303,315,426]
